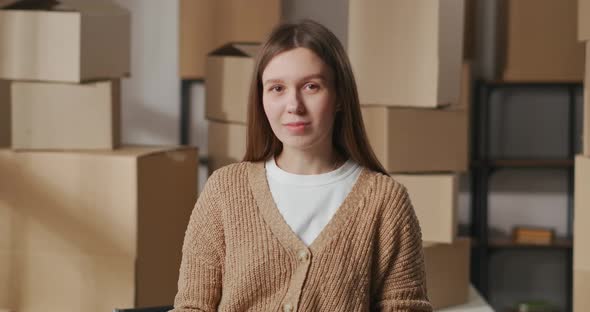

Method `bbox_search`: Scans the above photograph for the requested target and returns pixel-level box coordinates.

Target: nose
[286,90,305,114]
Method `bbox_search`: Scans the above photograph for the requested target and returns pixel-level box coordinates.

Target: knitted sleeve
[171,171,226,312]
[374,184,432,312]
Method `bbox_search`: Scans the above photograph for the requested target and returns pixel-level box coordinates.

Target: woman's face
[261,47,337,153]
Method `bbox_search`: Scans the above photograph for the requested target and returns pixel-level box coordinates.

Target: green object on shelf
[514,301,556,312]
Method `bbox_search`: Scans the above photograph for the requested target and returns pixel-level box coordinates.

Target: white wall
[113,0,180,146]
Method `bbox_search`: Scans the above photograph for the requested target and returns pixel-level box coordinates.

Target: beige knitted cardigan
[171,161,432,312]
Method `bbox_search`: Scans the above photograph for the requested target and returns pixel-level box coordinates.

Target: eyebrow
[263,74,327,87]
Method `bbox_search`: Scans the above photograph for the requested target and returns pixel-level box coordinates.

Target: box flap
[209,43,261,58]
[0,0,128,15]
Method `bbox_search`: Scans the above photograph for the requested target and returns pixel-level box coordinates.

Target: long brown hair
[242,19,387,175]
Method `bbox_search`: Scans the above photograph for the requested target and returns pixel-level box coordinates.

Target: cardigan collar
[247,161,376,255]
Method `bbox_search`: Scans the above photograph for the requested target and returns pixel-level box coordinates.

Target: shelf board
[488,237,572,250]
[471,236,573,250]
[482,80,583,86]
[472,159,574,169]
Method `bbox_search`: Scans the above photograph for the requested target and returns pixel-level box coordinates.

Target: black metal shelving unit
[470,80,581,312]
[180,79,202,145]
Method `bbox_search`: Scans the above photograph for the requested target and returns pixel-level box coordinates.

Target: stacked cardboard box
[179,0,280,79]
[348,1,472,309]
[423,239,471,310]
[0,1,199,311]
[0,148,198,311]
[11,81,121,150]
[575,3,590,310]
[348,0,465,109]
[206,43,258,174]
[496,0,584,81]
[0,0,130,150]
[410,90,472,304]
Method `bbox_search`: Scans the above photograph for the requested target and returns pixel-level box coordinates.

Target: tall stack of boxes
[178,0,281,173]
[0,1,198,311]
[348,0,471,309]
[206,43,259,173]
[575,1,590,310]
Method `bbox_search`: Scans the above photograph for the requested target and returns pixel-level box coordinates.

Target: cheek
[262,96,281,124]
[310,94,337,121]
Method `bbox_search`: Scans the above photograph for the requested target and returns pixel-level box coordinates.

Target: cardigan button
[297,250,309,261]
[283,303,293,311]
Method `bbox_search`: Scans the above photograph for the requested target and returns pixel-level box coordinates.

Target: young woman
[172,20,432,312]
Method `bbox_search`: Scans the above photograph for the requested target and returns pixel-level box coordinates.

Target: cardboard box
[348,0,465,108]
[0,0,130,83]
[0,250,134,312]
[393,174,458,244]
[496,0,584,81]
[424,238,470,309]
[574,155,590,271]
[11,80,120,150]
[361,62,471,173]
[361,106,468,173]
[179,0,280,79]
[0,80,8,147]
[574,269,590,312]
[208,120,247,174]
[206,43,259,124]
[0,147,198,311]
[579,0,590,41]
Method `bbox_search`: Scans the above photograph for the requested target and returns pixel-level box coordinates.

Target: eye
[269,85,284,93]
[304,83,320,92]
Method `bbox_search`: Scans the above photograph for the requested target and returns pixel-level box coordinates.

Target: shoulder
[365,169,410,202]
[362,169,414,222]
[204,161,260,192]
[209,161,250,180]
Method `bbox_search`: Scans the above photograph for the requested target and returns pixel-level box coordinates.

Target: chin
[279,136,318,151]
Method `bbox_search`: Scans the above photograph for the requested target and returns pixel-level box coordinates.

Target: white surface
[113,0,180,145]
[436,285,495,312]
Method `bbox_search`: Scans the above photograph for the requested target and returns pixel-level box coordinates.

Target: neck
[275,146,343,175]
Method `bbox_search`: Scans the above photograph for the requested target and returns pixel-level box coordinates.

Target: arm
[374,186,432,312]
[171,172,225,312]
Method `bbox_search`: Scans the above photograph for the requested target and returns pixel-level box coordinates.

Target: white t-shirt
[265,156,362,246]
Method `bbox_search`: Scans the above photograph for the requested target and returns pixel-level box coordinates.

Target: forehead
[262,47,332,82]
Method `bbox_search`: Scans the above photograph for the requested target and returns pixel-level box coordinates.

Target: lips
[284,121,310,134]
[285,121,310,127]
